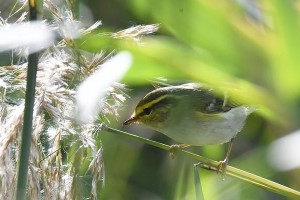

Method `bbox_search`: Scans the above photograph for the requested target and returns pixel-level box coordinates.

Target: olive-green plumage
[136,83,235,116]
[124,83,253,146]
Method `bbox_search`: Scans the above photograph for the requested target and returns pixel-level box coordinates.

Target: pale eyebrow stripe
[136,94,177,116]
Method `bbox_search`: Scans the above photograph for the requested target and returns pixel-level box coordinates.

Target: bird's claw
[217,159,228,178]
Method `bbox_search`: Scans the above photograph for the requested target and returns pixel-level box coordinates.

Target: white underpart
[163,106,254,146]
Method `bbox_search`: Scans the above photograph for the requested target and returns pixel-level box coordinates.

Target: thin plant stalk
[105,127,300,199]
[15,0,39,199]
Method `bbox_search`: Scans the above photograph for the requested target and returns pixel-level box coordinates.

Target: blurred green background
[78,0,300,199]
[3,0,300,199]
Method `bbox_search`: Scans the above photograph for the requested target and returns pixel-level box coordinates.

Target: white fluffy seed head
[76,51,132,124]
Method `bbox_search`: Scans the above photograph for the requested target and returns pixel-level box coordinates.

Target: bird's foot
[217,158,228,179]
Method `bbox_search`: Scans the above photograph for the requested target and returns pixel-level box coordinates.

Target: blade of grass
[104,127,300,199]
[194,164,204,200]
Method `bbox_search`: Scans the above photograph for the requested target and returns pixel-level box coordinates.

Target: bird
[124,83,254,172]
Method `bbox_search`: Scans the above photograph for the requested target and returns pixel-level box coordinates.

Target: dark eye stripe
[143,107,151,115]
[140,95,179,116]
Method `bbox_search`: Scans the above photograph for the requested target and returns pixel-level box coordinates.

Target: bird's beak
[123,115,138,125]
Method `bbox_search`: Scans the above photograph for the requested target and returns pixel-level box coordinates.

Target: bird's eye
[143,107,151,115]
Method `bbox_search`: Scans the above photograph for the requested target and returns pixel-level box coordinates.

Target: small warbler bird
[124,83,254,171]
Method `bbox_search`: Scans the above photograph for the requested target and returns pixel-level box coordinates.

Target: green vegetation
[1,0,300,199]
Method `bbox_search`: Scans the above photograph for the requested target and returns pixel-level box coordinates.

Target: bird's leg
[217,138,234,176]
[169,144,190,158]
